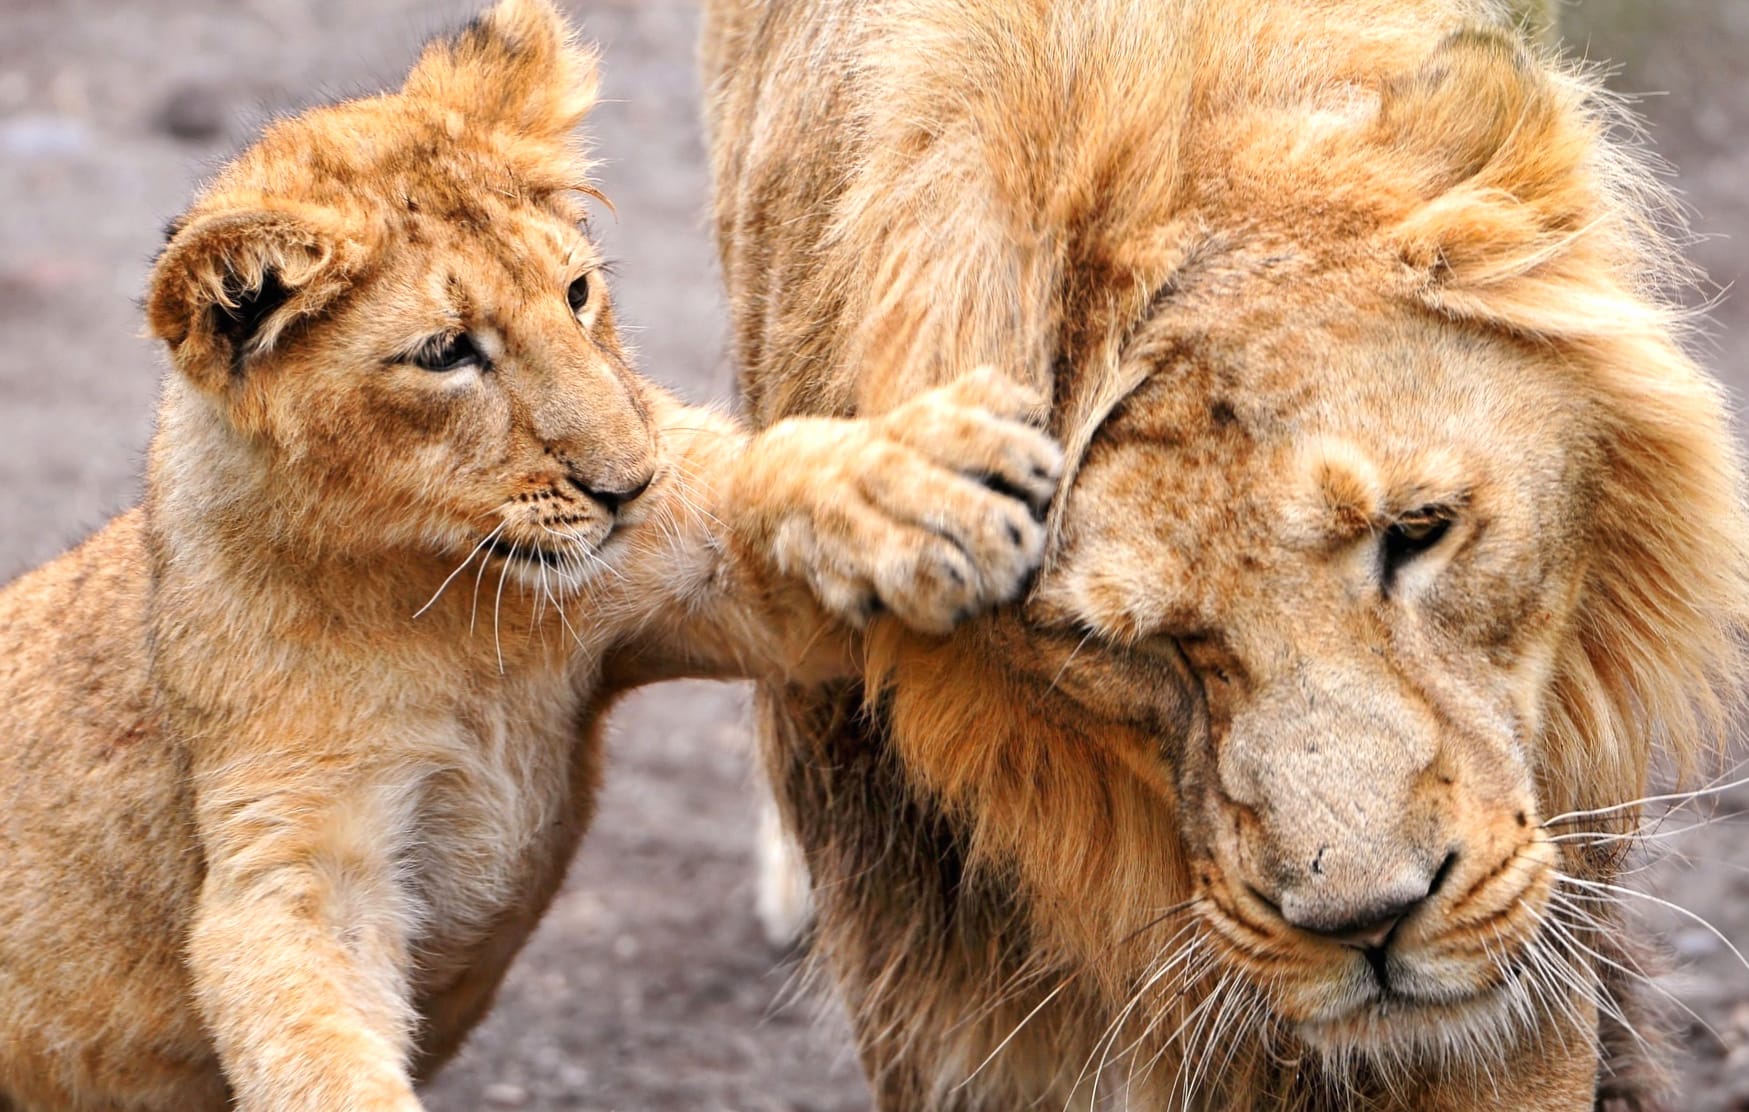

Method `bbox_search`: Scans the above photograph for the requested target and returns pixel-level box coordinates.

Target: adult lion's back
[705,2,1747,1109]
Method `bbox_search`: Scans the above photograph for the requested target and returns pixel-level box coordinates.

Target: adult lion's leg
[756,684,1102,1111]
[1593,923,1679,1112]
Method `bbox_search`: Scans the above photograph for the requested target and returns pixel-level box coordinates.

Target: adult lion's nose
[1273,850,1457,951]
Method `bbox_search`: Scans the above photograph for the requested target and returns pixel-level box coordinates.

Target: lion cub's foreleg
[606,367,1062,684]
[730,367,1059,635]
[186,766,426,1112]
[180,371,1059,1112]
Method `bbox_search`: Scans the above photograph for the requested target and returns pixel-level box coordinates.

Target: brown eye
[1382,509,1454,584]
[410,332,481,373]
[567,273,591,316]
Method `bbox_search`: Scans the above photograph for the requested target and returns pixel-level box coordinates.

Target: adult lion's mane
[704,1,1749,1107]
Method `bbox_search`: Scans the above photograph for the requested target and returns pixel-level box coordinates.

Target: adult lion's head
[708,2,1749,1105]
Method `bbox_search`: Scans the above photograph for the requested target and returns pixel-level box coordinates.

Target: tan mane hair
[835,6,1749,833]
[707,0,1749,1105]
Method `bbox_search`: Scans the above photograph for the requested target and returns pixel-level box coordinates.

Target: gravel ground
[2,2,1746,1109]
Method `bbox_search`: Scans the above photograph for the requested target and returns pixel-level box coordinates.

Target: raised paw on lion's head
[745,368,1064,638]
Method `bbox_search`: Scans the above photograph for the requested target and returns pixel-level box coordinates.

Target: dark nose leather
[1289,900,1415,951]
[566,471,653,512]
[1275,850,1456,951]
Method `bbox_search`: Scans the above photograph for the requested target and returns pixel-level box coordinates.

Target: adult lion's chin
[1289,970,1533,1061]
[1194,843,1574,1068]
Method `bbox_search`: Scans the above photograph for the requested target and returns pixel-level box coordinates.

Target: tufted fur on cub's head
[145,0,652,582]
[706,1,1749,1107]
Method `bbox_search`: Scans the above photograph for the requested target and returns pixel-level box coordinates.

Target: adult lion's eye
[410,333,482,373]
[567,273,591,317]
[1382,508,1455,585]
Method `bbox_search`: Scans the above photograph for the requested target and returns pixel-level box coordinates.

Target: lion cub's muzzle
[490,444,658,582]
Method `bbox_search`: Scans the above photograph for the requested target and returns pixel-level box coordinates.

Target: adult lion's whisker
[1099,941,1217,1101]
[1100,927,1205,1072]
[1556,871,1749,975]
[956,977,1077,1091]
[1047,627,1098,696]
[964,904,1208,1099]
[1548,810,1747,846]
[1541,770,1749,828]
[1540,891,1716,1047]
[1144,968,1232,1101]
[1526,912,1636,1052]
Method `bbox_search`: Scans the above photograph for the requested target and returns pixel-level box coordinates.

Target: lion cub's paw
[752,368,1063,636]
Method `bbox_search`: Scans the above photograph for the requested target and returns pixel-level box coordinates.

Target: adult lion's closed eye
[706,1,1749,1109]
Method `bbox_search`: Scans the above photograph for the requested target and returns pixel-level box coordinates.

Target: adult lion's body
[0,2,1062,1108]
[704,1,1749,1108]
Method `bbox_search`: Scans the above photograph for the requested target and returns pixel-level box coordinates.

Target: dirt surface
[2,2,1747,1109]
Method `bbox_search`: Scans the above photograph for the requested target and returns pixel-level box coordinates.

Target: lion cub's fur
[0,3,1060,1109]
[705,1,1749,1109]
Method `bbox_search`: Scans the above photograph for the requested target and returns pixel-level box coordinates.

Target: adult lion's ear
[146,206,358,391]
[1374,28,1602,302]
[1378,29,1584,214]
[402,0,600,140]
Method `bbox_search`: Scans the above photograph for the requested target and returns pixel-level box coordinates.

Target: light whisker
[414,519,508,620]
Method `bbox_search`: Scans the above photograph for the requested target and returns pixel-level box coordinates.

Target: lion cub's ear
[402,0,600,140]
[146,206,359,392]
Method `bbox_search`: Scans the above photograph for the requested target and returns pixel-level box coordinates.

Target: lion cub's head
[145,0,650,590]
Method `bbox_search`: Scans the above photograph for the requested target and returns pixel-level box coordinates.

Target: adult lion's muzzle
[1189,652,1558,1048]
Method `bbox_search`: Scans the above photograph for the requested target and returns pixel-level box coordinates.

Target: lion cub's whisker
[491,537,516,675]
[413,519,509,620]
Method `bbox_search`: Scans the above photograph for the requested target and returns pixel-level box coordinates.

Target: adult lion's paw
[738,368,1063,636]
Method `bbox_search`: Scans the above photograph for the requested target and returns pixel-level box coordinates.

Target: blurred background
[2,1,1746,1108]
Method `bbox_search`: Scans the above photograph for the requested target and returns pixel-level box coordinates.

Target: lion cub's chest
[404,668,598,993]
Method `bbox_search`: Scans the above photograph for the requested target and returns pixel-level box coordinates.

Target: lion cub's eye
[566,273,591,317]
[410,333,482,373]
[1381,508,1455,584]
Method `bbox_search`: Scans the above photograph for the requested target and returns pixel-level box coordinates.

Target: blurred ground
[1,1,1746,1108]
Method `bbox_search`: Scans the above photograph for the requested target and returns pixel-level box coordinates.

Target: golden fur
[0,3,1062,1109]
[704,1,1749,1108]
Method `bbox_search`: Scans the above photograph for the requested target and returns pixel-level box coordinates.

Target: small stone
[1674,927,1721,959]
[482,1081,530,1108]
[154,82,229,143]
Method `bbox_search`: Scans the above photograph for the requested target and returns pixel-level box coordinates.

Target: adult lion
[702,1,1749,1108]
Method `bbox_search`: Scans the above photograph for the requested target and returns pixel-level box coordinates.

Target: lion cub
[0,3,1060,1110]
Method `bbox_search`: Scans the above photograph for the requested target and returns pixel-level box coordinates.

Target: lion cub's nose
[564,470,654,513]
